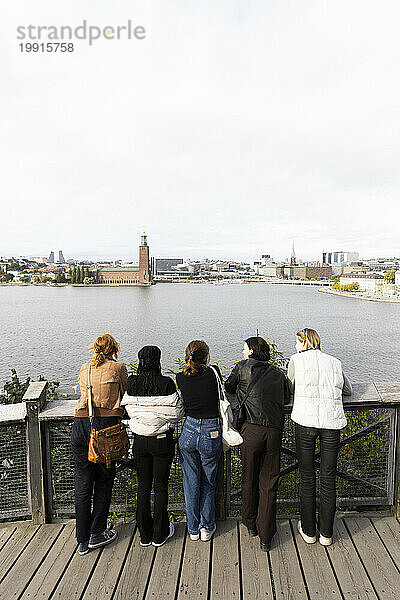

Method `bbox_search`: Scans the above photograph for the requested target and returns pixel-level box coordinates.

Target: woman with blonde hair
[176,340,222,542]
[71,334,128,555]
[288,328,352,547]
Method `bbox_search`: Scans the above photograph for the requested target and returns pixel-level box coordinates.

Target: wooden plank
[39,399,75,420]
[20,523,77,600]
[0,524,62,599]
[113,528,156,600]
[269,520,308,600]
[326,519,378,600]
[344,383,382,405]
[146,522,186,598]
[50,531,103,598]
[371,517,400,570]
[292,518,341,599]
[0,403,26,424]
[374,383,400,403]
[210,520,240,599]
[81,523,134,599]
[178,526,210,599]
[239,523,273,599]
[345,518,400,600]
[0,527,15,552]
[0,525,38,582]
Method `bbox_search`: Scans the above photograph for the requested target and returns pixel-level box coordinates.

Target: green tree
[56,272,66,283]
[384,269,395,283]
[76,266,82,284]
[0,273,14,283]
[70,268,75,284]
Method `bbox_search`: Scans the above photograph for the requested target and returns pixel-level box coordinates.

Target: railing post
[395,404,400,518]
[24,381,48,524]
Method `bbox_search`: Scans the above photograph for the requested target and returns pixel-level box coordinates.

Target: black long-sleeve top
[176,365,222,419]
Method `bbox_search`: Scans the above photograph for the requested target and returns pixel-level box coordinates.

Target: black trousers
[70,417,119,543]
[240,423,282,545]
[295,423,340,538]
[134,429,175,544]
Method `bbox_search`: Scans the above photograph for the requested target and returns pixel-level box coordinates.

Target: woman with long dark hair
[288,328,352,546]
[72,334,128,555]
[176,340,222,542]
[122,346,183,547]
[225,336,291,551]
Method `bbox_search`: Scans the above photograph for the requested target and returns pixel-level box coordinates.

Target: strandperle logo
[16,20,146,46]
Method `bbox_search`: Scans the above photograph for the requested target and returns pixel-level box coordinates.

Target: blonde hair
[89,334,120,367]
[183,340,209,376]
[296,328,321,351]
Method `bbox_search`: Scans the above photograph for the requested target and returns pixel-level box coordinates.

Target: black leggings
[295,423,340,538]
[134,430,175,544]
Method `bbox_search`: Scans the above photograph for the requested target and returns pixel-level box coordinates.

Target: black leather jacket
[224,358,291,429]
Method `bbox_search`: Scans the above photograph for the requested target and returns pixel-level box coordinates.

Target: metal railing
[0,381,399,523]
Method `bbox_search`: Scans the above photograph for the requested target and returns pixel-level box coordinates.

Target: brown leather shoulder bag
[87,364,130,468]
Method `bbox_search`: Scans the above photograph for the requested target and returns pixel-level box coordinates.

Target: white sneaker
[152,522,175,547]
[297,521,316,544]
[319,534,333,546]
[200,525,216,542]
[189,533,200,541]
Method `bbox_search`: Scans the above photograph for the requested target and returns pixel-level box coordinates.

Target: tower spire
[290,241,296,265]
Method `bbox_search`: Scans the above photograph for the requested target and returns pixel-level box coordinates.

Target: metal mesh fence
[0,422,30,518]
[45,407,394,519]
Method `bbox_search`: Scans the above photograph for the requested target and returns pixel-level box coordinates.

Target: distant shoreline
[319,288,400,304]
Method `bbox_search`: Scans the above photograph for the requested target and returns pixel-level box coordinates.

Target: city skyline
[2,1,400,260]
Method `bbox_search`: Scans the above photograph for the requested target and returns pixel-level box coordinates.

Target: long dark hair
[127,345,162,395]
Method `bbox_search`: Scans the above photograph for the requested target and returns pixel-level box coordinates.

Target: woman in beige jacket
[71,334,128,556]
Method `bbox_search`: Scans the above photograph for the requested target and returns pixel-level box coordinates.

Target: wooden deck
[0,516,399,600]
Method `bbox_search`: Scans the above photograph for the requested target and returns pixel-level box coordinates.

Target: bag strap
[210,365,225,402]
[87,363,94,425]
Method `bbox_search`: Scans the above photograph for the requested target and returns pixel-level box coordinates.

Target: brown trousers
[241,422,282,544]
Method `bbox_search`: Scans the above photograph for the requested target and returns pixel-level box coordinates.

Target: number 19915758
[19,43,74,52]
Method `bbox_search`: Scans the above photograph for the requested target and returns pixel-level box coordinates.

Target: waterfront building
[340,273,384,292]
[48,251,54,264]
[276,264,332,279]
[151,258,184,275]
[58,250,65,263]
[96,233,151,285]
[322,250,359,265]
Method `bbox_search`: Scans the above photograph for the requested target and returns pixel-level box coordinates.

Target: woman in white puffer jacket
[288,328,352,547]
[121,346,184,548]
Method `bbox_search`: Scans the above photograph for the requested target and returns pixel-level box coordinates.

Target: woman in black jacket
[225,336,291,551]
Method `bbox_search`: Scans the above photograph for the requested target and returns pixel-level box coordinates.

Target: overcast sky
[1,1,399,262]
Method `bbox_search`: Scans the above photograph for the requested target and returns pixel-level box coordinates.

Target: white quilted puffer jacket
[289,350,347,430]
[121,392,184,436]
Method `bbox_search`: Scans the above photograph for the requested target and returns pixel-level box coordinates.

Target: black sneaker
[88,529,118,549]
[260,541,270,552]
[246,527,258,537]
[78,541,89,555]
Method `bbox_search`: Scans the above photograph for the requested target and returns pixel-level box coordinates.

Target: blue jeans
[178,417,222,535]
